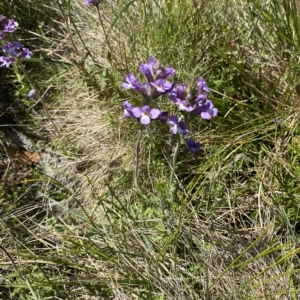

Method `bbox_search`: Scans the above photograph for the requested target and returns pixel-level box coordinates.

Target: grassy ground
[1,0,300,299]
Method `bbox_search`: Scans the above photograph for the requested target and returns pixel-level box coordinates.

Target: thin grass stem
[134,124,144,189]
[19,63,60,137]
[96,5,113,62]
[56,0,79,56]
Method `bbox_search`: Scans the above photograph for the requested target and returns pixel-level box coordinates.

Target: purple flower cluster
[0,16,32,68]
[122,57,174,125]
[121,57,218,153]
[122,57,175,100]
[169,80,218,119]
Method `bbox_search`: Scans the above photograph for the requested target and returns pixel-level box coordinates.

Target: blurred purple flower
[139,57,157,82]
[158,66,176,80]
[0,56,14,67]
[2,41,21,57]
[169,84,194,112]
[0,16,18,39]
[158,111,168,122]
[195,93,207,104]
[131,105,161,125]
[169,84,188,102]
[195,100,218,120]
[28,89,36,99]
[3,19,18,33]
[123,100,134,118]
[168,115,189,135]
[186,139,200,154]
[139,57,175,82]
[121,74,147,94]
[197,78,209,93]
[177,100,194,112]
[2,42,32,63]
[84,0,101,5]
[274,117,280,123]
[150,79,174,95]
[19,48,32,59]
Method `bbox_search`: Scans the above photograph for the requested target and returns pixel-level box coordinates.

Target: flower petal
[140,114,151,125]
[28,89,36,98]
[201,112,212,120]
[158,111,168,122]
[131,107,142,118]
[149,108,161,119]
[186,139,200,154]
[211,108,218,117]
[170,124,178,134]
[168,115,178,125]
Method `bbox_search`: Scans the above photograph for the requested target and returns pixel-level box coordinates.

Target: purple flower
[178,100,195,112]
[122,58,176,100]
[168,115,189,135]
[175,84,188,99]
[169,84,195,112]
[0,16,18,38]
[121,74,147,94]
[197,78,209,93]
[195,93,207,104]
[158,111,168,122]
[195,100,218,120]
[3,19,18,33]
[84,0,101,5]
[169,84,188,102]
[2,42,32,61]
[2,41,21,57]
[28,89,36,99]
[158,66,176,80]
[150,79,174,95]
[123,100,134,118]
[0,56,14,68]
[139,57,158,82]
[274,117,280,123]
[131,105,161,125]
[19,48,33,59]
[139,57,175,82]
[186,139,200,154]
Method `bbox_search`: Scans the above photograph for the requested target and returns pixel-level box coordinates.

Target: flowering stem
[169,134,181,201]
[169,113,189,201]
[134,124,143,189]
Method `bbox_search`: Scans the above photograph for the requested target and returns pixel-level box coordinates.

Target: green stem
[169,113,189,201]
[169,134,182,201]
[134,124,143,189]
